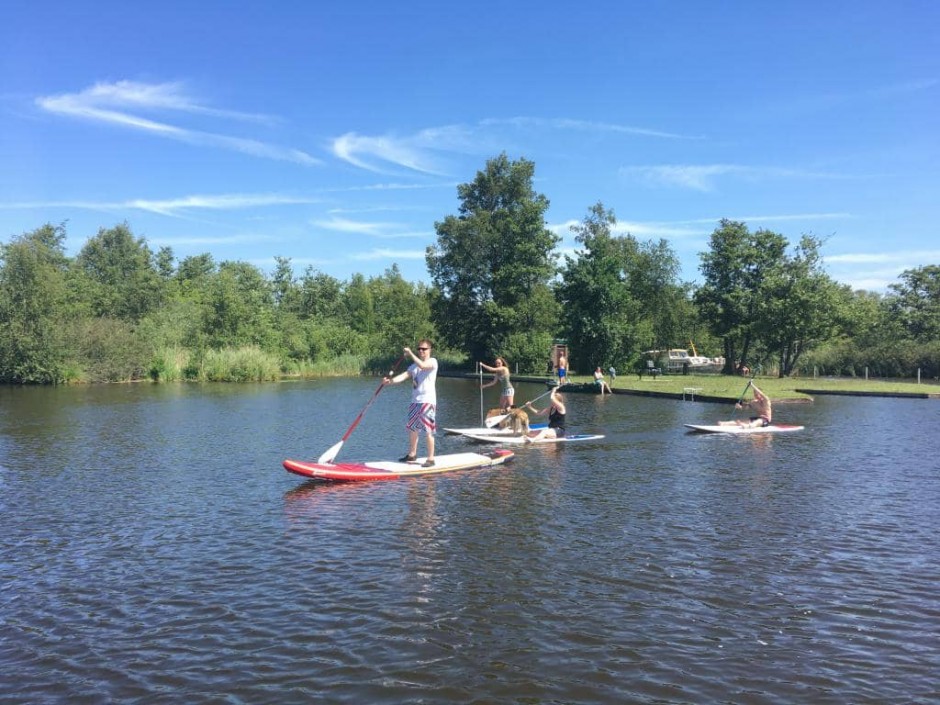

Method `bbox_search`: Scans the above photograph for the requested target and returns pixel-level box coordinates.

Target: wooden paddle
[318,355,405,464]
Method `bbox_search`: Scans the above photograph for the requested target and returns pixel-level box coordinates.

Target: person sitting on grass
[593,367,613,395]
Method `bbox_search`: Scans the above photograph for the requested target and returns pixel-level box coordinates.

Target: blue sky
[2,1,938,292]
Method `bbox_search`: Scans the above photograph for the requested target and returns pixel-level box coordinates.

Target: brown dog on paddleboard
[497,407,530,435]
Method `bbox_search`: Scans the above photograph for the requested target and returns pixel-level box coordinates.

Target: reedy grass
[283,353,365,378]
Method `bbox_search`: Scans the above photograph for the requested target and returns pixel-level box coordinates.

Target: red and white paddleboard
[283,449,514,482]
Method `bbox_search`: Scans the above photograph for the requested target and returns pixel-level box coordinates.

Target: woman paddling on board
[383,339,438,467]
[523,386,566,442]
[479,357,514,412]
[720,383,772,428]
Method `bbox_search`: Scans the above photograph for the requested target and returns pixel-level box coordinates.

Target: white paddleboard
[443,423,547,436]
[454,431,605,445]
[684,423,804,434]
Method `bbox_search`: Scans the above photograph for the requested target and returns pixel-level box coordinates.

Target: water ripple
[1,382,938,703]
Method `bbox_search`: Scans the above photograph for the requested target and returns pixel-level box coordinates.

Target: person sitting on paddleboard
[736,383,772,428]
[479,357,514,411]
[383,339,438,467]
[523,386,566,442]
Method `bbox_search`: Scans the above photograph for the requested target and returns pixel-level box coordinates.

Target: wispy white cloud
[349,248,427,261]
[148,233,281,247]
[332,116,697,174]
[129,193,322,216]
[774,78,939,117]
[823,249,940,291]
[482,116,699,140]
[312,216,430,239]
[620,164,856,192]
[332,133,449,175]
[36,80,321,165]
[549,218,706,241]
[825,249,940,265]
[0,193,322,217]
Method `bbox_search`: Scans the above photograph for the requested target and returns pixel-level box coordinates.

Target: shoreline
[438,371,940,402]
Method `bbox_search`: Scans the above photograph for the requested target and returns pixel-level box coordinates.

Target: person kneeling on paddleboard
[383,340,438,467]
[731,383,772,428]
[523,386,566,442]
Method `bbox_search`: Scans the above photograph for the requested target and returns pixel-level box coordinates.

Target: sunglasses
[417,347,430,351]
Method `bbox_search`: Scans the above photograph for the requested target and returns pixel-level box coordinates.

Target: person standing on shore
[383,339,438,466]
[557,353,567,384]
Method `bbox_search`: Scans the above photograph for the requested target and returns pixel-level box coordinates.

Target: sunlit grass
[575,372,940,400]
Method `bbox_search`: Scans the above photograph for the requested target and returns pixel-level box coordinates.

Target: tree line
[2,153,938,384]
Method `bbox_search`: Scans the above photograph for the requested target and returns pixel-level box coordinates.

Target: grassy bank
[565,373,940,401]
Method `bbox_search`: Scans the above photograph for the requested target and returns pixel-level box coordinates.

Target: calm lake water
[1,378,938,704]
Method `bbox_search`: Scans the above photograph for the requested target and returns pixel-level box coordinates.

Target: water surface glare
[1,379,938,703]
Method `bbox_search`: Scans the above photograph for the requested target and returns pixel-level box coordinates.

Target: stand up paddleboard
[684,423,804,434]
[283,449,514,482]
[443,423,547,436]
[453,431,605,445]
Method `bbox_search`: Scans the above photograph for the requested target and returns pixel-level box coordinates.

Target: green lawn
[576,373,940,401]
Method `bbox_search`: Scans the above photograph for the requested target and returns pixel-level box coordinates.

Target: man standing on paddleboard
[383,339,438,467]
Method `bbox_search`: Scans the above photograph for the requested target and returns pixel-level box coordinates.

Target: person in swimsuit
[593,366,612,395]
[480,357,514,411]
[721,383,772,427]
[383,339,438,466]
[523,386,566,441]
[557,353,567,384]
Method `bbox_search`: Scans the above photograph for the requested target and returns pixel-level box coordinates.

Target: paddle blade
[485,414,507,428]
[317,440,343,465]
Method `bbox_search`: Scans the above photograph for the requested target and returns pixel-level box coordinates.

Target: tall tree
[427,154,559,368]
[557,203,641,371]
[0,224,71,382]
[695,220,787,373]
[203,261,276,349]
[74,222,164,320]
[558,203,688,372]
[368,264,436,352]
[756,235,841,376]
[888,264,940,342]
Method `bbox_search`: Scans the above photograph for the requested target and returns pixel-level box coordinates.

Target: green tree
[695,220,787,373]
[888,264,940,342]
[427,153,560,368]
[73,222,164,320]
[557,203,642,372]
[368,264,436,352]
[292,267,344,320]
[203,261,277,350]
[272,256,294,307]
[344,273,377,339]
[156,246,176,280]
[756,235,841,376]
[0,224,71,382]
[558,203,688,372]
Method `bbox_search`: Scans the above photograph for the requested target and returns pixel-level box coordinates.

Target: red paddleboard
[283,449,514,482]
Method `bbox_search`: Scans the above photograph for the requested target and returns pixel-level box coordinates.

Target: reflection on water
[1,380,938,703]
